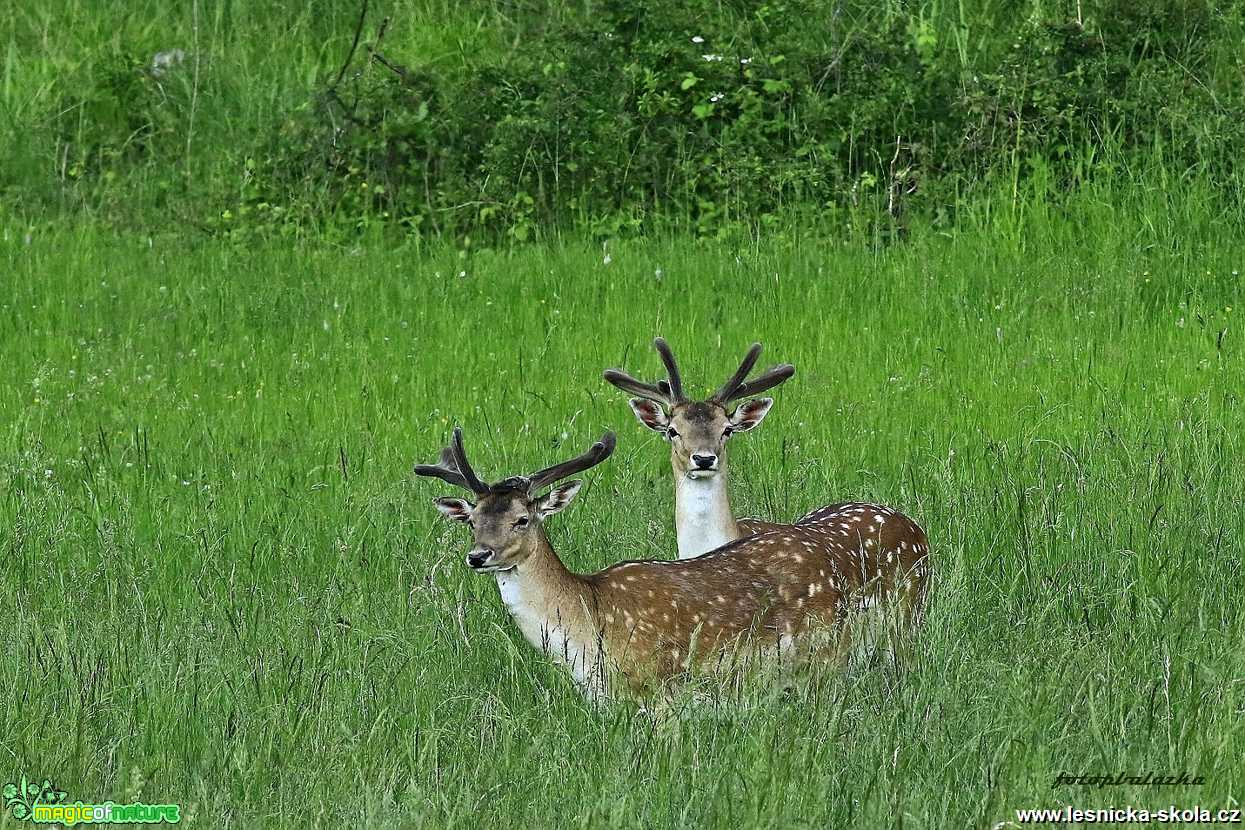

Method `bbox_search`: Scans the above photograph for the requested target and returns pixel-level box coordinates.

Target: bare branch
[331,0,370,92]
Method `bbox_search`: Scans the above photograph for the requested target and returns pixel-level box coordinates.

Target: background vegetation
[3,0,1244,240]
[2,2,1243,828]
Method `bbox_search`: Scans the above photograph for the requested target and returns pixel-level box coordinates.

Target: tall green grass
[1,200,1242,826]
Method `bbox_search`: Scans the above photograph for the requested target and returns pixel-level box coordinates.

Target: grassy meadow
[4,2,1245,825]
[1,203,1243,827]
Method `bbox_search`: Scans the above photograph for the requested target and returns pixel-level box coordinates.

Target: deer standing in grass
[416,428,911,698]
[605,339,931,624]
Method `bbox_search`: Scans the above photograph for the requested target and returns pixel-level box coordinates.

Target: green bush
[19,0,1245,240]
[42,51,198,214]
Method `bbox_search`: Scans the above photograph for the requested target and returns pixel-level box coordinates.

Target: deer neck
[493,530,603,692]
[674,465,740,559]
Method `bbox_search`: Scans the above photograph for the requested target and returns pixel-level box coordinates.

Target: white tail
[605,339,931,625]
[416,428,928,698]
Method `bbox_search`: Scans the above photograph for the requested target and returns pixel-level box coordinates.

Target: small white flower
[740,57,752,65]
[702,54,723,62]
[692,36,705,44]
[654,268,664,280]
[603,253,613,265]
[44,469,53,478]
[710,92,724,102]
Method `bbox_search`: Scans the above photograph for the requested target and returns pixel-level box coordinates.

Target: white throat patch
[675,473,736,559]
[494,569,600,693]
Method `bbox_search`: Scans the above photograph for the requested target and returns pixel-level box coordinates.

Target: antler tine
[602,368,671,405]
[725,363,796,402]
[526,431,617,494]
[449,427,489,494]
[711,342,763,402]
[413,447,469,490]
[413,427,490,495]
[653,338,687,402]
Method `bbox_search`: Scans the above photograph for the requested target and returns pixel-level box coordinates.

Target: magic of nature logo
[3,776,180,826]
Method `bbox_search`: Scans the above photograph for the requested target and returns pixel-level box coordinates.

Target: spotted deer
[604,339,930,624]
[415,428,912,698]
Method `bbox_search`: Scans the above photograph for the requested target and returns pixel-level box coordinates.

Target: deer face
[433,482,583,572]
[606,339,792,481]
[628,398,774,479]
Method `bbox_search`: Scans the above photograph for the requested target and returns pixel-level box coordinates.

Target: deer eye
[666,428,679,440]
[513,516,529,530]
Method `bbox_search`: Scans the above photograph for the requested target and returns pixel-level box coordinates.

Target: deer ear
[628,398,669,432]
[728,398,774,433]
[434,497,474,523]
[536,480,583,518]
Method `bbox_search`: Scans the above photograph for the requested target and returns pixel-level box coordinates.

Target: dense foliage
[5,0,1245,239]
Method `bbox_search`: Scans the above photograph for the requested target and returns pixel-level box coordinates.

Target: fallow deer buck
[604,339,930,626]
[415,427,913,698]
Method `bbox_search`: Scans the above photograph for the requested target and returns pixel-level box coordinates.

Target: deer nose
[692,453,717,470]
[466,549,493,569]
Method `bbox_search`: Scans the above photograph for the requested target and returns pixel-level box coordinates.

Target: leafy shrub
[233,0,963,240]
[51,52,198,184]
[38,0,1245,240]
[958,1,1244,185]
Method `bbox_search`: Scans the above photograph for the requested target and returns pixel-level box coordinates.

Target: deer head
[415,428,617,573]
[604,338,794,480]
